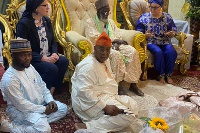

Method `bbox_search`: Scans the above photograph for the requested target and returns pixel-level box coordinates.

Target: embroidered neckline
[34,18,43,27]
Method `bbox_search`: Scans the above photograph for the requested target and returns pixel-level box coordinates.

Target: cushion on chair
[65,31,93,65]
[64,0,115,36]
[173,44,184,60]
[64,0,97,36]
[65,31,92,47]
[120,29,141,46]
[129,0,150,26]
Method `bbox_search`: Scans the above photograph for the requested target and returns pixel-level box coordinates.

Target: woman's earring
[35,11,38,15]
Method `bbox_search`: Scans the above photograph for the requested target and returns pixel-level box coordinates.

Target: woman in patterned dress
[136,0,177,84]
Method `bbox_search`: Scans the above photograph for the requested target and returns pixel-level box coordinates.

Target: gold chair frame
[2,0,61,65]
[1,0,74,82]
[54,0,147,67]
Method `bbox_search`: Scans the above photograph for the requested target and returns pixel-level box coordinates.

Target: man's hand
[48,101,58,112]
[103,105,121,116]
[44,101,58,115]
[112,39,128,50]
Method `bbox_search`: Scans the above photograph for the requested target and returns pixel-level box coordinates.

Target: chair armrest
[66,31,93,50]
[175,32,190,55]
[119,1,134,30]
[120,29,147,63]
[66,31,93,60]
[54,6,93,71]
[0,14,13,66]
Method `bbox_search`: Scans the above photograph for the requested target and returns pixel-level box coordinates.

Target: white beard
[100,14,108,23]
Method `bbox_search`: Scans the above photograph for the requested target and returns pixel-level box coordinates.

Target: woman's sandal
[157,75,165,84]
[165,74,174,84]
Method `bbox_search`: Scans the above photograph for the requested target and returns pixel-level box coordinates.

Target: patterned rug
[0,65,199,132]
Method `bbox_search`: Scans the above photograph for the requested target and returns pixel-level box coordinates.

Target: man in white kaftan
[72,32,138,132]
[1,39,67,133]
[85,0,144,96]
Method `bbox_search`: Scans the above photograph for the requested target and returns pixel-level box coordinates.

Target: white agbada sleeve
[73,66,106,117]
[33,66,54,103]
[3,79,46,113]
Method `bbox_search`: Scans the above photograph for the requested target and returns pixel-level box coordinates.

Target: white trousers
[7,101,67,133]
[109,45,142,83]
[85,95,138,133]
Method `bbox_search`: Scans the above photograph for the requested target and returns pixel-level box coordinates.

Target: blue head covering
[22,0,45,18]
[148,0,163,7]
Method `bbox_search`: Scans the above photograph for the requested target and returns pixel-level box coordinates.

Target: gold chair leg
[140,60,148,80]
[179,63,187,74]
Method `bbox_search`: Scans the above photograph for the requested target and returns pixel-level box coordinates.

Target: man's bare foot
[129,83,144,96]
[74,123,87,130]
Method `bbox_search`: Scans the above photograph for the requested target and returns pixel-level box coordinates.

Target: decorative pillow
[129,0,150,26]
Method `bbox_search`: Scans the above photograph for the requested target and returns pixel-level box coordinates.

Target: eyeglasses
[100,9,110,16]
[40,4,49,8]
[149,6,160,10]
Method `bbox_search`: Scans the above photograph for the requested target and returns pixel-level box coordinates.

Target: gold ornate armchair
[2,0,75,79]
[54,0,147,71]
[1,14,13,66]
[1,0,75,82]
[2,0,61,64]
[120,0,190,79]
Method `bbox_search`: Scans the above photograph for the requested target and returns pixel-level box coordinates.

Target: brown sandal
[165,74,174,84]
[157,75,165,84]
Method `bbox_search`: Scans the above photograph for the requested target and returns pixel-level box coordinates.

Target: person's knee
[40,125,51,133]
[27,126,51,133]
[59,103,68,116]
[59,56,69,67]
[33,119,51,133]
[47,64,58,75]
[57,102,68,117]
[165,49,177,57]
[110,50,122,59]
[154,50,163,57]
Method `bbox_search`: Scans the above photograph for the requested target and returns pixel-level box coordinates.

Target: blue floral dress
[136,12,178,76]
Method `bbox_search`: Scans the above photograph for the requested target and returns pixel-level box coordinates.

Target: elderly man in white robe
[72,32,138,132]
[1,39,67,133]
[85,0,144,96]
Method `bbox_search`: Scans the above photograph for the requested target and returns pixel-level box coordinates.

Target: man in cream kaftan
[85,18,141,84]
[85,0,144,96]
[1,39,67,133]
[71,32,138,132]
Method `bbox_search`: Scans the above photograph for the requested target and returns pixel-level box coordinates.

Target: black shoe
[118,83,127,95]
[129,83,144,96]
